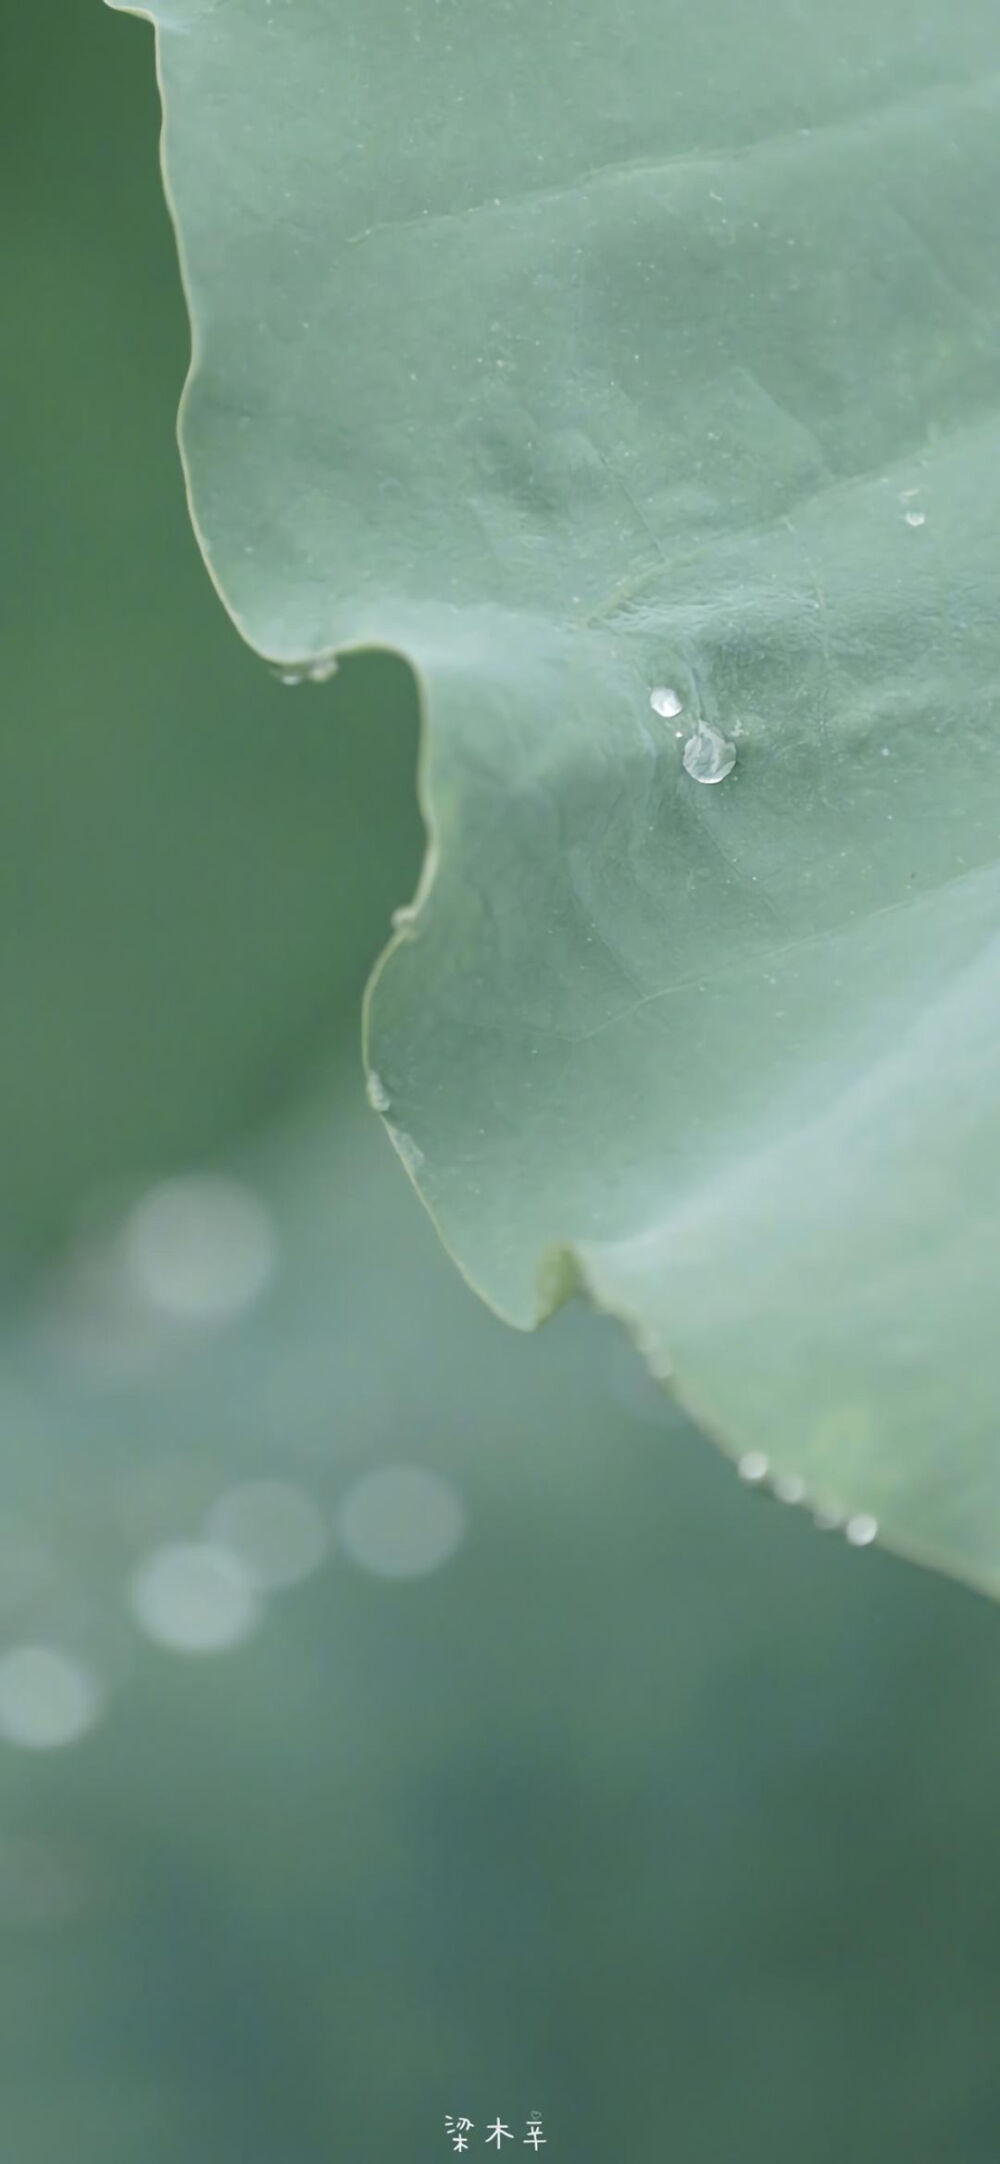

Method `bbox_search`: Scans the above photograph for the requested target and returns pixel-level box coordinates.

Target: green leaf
[111,0,1000,1592]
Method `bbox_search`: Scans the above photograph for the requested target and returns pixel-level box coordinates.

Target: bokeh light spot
[337,1467,465,1579]
[120,1175,277,1325]
[0,1645,103,1750]
[128,1542,261,1653]
[205,1480,328,1591]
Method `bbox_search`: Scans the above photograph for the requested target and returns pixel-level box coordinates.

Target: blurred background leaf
[2,7,1000,2161]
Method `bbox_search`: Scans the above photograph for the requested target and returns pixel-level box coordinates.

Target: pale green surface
[113,0,1000,1588]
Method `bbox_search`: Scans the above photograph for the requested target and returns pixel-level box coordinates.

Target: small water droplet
[904,510,926,529]
[366,1070,390,1113]
[650,685,682,719]
[391,903,418,932]
[772,1473,806,1505]
[682,721,736,785]
[274,653,339,686]
[845,1512,878,1546]
[738,1450,769,1484]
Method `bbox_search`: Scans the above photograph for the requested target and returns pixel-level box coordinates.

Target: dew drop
[738,1450,769,1484]
[845,1511,878,1547]
[682,720,736,785]
[650,685,683,719]
[366,1070,390,1113]
[274,653,339,686]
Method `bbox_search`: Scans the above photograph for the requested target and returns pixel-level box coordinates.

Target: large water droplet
[650,685,682,719]
[682,721,736,785]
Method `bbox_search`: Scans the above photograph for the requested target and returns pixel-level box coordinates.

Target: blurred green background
[3,8,1000,2161]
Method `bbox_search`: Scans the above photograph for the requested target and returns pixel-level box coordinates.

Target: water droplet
[845,1512,878,1547]
[337,1467,465,1579]
[0,1646,103,1750]
[904,510,926,529]
[128,1542,261,1654]
[772,1473,806,1505]
[682,721,736,785]
[366,1070,390,1112]
[274,653,339,686]
[650,685,682,719]
[738,1450,769,1484]
[391,903,418,932]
